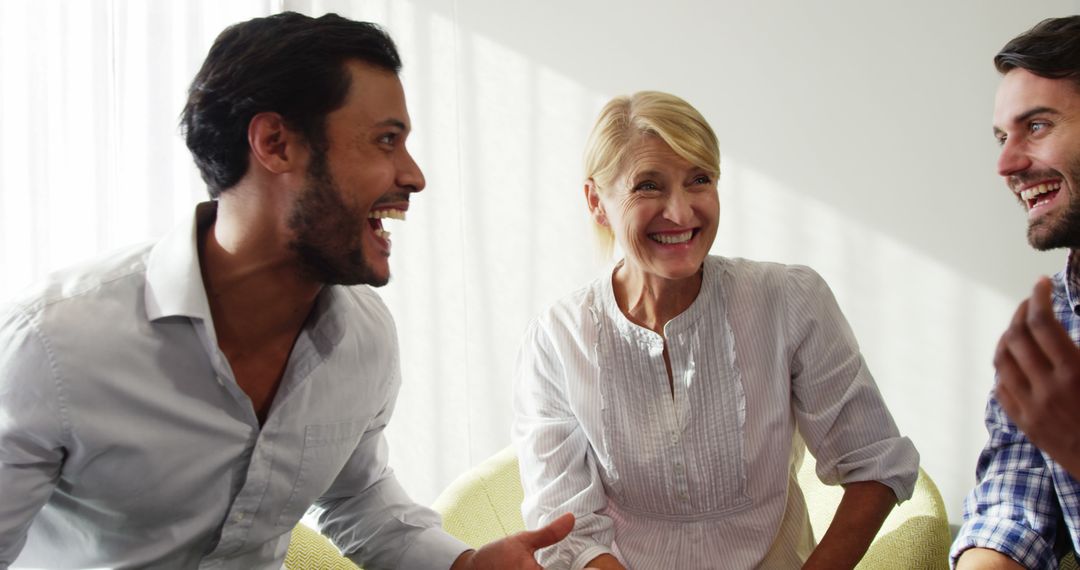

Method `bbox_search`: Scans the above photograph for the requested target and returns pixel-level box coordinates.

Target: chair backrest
[434,446,952,569]
[285,522,361,570]
[432,446,527,547]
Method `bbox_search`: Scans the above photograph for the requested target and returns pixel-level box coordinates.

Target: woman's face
[590,134,719,281]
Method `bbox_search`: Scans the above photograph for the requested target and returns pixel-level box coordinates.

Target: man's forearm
[955,547,1026,569]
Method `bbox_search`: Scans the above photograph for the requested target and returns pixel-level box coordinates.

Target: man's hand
[449,513,576,570]
[995,277,1080,479]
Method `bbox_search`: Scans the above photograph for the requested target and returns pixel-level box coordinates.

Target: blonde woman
[511,91,919,570]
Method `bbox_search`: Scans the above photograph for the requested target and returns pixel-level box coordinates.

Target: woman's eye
[692,174,711,185]
[634,181,659,192]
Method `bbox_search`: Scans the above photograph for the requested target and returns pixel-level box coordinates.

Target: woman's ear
[585,179,607,226]
[247,112,304,175]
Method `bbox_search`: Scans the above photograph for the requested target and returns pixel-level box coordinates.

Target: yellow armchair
[432,446,952,569]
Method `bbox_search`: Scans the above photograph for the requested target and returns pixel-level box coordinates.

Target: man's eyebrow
[1013,106,1061,125]
[994,106,1061,137]
[375,118,407,130]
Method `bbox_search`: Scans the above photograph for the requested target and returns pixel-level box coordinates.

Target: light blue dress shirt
[0,203,468,569]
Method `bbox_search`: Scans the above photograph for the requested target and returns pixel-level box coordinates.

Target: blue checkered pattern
[951,256,1080,569]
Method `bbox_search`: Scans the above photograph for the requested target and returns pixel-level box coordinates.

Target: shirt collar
[1064,249,1080,314]
[144,201,217,322]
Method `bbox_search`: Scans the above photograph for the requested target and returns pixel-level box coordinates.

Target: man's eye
[377,133,398,145]
[995,134,1007,147]
[1030,121,1049,134]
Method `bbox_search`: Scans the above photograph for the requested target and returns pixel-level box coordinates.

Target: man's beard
[1026,159,1080,251]
[287,149,388,287]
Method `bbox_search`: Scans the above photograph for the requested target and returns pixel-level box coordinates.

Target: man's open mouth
[367,208,406,241]
[1021,180,1062,210]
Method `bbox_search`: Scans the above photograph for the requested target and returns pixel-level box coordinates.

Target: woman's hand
[801,481,896,570]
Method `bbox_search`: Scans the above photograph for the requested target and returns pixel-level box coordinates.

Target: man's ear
[585,179,607,226]
[248,112,304,174]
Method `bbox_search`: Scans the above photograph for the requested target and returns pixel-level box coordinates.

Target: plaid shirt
[951,252,1080,569]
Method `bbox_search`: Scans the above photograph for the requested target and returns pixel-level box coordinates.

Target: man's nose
[399,148,425,193]
[997,138,1032,178]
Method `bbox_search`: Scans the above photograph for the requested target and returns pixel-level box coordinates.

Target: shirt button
[679,491,690,501]
[233,512,245,523]
[670,433,679,444]
[674,463,684,474]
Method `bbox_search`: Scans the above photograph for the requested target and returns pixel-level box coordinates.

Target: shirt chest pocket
[275,419,367,528]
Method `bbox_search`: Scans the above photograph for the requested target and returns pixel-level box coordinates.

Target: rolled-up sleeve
[312,348,469,570]
[512,319,615,570]
[949,394,1059,569]
[0,307,66,565]
[784,265,919,501]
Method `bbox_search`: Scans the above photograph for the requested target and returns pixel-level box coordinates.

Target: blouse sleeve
[511,318,616,570]
[784,265,919,501]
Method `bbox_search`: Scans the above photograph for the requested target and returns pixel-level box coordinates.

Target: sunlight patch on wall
[718,156,1014,521]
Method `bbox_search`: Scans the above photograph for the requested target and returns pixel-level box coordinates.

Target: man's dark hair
[995,16,1080,86]
[180,12,401,197]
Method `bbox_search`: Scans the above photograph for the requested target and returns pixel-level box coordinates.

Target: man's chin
[1027,226,1080,251]
[332,267,391,287]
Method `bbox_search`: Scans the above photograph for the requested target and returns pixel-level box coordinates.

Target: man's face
[288,60,424,286]
[994,68,1080,250]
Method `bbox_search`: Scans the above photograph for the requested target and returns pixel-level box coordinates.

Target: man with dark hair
[0,12,573,569]
[952,15,1080,570]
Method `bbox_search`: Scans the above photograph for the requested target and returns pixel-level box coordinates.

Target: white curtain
[0,0,605,506]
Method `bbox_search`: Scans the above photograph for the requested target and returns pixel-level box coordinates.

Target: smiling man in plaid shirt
[952,16,1080,570]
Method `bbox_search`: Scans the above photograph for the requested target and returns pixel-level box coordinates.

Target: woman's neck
[612,261,703,335]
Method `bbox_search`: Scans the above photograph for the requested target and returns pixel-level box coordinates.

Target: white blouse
[512,256,918,570]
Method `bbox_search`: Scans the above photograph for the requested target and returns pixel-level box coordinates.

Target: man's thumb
[518,512,575,549]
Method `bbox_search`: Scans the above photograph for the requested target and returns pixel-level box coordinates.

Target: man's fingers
[517,512,575,549]
[995,360,1024,421]
[1026,276,1077,369]
[999,298,1052,380]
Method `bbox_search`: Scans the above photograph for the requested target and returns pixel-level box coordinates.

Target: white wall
[4,0,1080,530]
[372,0,1080,526]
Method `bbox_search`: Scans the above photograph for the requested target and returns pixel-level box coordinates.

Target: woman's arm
[802,481,896,570]
[513,318,619,569]
[585,553,627,570]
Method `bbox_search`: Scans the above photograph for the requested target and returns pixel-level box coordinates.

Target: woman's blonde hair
[583,91,720,257]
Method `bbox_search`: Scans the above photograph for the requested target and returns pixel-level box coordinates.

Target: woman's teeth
[649,230,693,244]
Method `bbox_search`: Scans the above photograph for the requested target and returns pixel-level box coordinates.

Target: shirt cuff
[571,544,616,570]
[396,526,471,570]
[950,518,1056,569]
